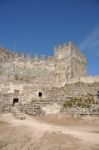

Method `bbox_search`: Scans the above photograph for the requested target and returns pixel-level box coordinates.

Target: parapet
[54,42,86,64]
[0,42,86,65]
[54,42,77,59]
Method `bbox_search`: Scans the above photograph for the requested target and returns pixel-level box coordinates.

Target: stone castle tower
[0,42,87,87]
[54,42,86,85]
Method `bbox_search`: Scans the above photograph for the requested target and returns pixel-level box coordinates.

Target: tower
[54,42,87,86]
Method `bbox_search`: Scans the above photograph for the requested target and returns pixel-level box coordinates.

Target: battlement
[0,42,86,64]
[0,42,87,87]
[0,47,51,63]
[54,42,75,57]
[0,42,99,119]
[54,42,86,64]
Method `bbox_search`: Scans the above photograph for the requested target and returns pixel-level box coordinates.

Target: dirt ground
[0,113,99,150]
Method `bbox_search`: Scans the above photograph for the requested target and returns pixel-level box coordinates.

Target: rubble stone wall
[0,42,99,115]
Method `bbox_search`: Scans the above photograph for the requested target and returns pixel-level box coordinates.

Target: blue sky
[0,0,99,75]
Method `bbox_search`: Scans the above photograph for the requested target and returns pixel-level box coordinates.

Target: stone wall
[49,82,99,103]
[68,76,99,84]
[0,42,87,87]
[0,81,99,115]
[0,42,99,115]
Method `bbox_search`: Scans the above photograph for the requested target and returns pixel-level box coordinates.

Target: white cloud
[80,25,99,50]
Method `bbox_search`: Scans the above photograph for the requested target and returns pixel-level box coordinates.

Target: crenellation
[19,53,25,61]
[0,42,87,86]
[41,54,46,60]
[0,42,99,116]
[33,54,38,61]
[26,53,32,63]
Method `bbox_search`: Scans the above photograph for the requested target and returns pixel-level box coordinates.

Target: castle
[0,42,99,117]
[0,42,86,87]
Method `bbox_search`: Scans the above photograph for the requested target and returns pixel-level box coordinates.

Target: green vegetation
[63,96,94,108]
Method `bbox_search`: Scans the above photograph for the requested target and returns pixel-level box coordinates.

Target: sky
[0,0,99,75]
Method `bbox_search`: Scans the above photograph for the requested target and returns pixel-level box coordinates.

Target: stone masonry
[0,42,99,116]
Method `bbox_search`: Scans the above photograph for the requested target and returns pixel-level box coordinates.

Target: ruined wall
[42,82,99,106]
[0,42,98,105]
[0,79,99,115]
[0,43,99,116]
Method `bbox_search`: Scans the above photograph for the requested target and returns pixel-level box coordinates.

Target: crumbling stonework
[0,42,99,116]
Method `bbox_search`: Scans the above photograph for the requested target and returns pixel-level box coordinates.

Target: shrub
[63,96,94,109]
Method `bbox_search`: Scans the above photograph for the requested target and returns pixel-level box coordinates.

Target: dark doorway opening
[12,98,19,106]
[97,91,99,98]
[38,92,42,97]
